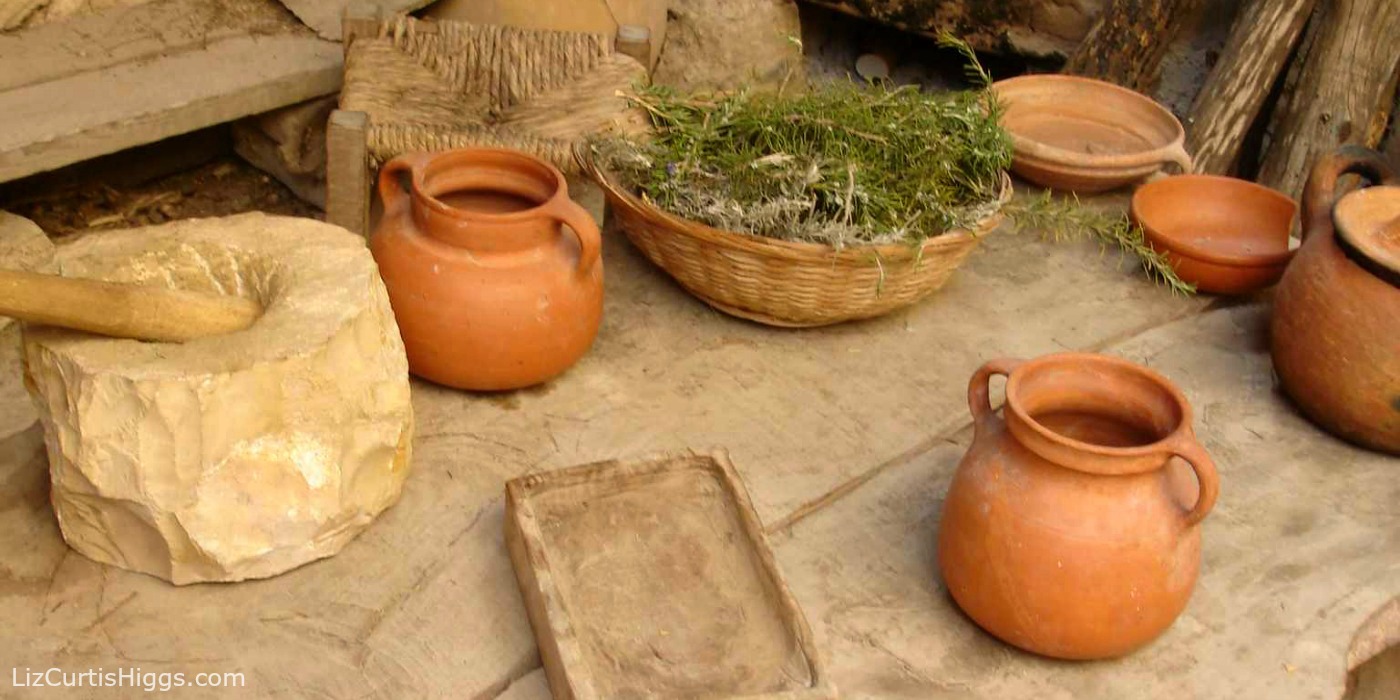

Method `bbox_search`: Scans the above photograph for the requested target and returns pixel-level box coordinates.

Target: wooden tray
[505,451,835,700]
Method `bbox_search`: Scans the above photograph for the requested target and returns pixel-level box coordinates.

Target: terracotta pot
[938,353,1219,660]
[993,75,1192,193]
[1271,146,1400,454]
[1131,175,1298,294]
[370,148,603,390]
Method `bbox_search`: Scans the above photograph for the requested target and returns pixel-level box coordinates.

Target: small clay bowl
[993,75,1192,193]
[1131,175,1298,294]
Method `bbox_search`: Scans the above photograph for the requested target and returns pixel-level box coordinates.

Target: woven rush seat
[343,14,648,169]
[327,13,648,234]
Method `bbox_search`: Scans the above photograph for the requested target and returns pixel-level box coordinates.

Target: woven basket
[581,152,1012,327]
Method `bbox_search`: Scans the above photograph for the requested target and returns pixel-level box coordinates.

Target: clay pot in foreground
[1131,175,1298,294]
[371,148,603,391]
[1272,146,1400,454]
[939,353,1218,660]
[993,75,1191,193]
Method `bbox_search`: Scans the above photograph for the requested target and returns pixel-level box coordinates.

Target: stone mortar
[22,213,413,584]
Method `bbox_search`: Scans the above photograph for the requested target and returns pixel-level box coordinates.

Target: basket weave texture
[341,15,649,173]
[584,154,1012,327]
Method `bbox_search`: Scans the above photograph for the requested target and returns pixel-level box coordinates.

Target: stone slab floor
[0,184,1395,699]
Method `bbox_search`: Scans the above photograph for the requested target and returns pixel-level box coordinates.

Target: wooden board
[325,109,371,235]
[505,452,835,700]
[0,0,342,183]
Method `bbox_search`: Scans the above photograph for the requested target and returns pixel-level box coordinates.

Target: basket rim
[577,146,1012,264]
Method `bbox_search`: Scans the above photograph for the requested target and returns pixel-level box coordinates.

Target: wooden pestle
[0,268,262,342]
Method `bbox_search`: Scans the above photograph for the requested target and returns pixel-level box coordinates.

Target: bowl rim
[1004,351,1194,467]
[992,74,1189,170]
[1131,174,1299,268]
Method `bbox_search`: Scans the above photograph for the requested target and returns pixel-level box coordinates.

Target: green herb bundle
[592,35,1192,292]
[594,80,1013,248]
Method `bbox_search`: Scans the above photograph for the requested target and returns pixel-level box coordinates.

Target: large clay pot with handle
[370,147,604,391]
[938,353,1219,660]
[1271,146,1399,454]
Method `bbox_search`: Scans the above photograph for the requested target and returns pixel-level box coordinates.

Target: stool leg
[326,109,371,237]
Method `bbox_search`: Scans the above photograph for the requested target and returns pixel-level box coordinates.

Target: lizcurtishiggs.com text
[12,667,245,693]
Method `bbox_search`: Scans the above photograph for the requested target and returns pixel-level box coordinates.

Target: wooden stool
[325,8,649,235]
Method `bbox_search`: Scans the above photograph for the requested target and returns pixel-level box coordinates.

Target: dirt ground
[0,154,317,239]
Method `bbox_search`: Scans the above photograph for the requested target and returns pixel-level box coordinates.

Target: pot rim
[407,147,568,223]
[1132,174,1299,268]
[1004,352,1194,462]
[992,74,1187,170]
[1334,185,1400,285]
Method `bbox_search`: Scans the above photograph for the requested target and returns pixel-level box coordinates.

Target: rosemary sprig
[937,32,993,89]
[1006,191,1196,295]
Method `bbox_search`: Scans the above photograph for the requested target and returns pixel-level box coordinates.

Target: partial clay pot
[993,75,1191,193]
[1272,146,1400,454]
[1131,175,1298,294]
[371,148,604,391]
[939,353,1218,660]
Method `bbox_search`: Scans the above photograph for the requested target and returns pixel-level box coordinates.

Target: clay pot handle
[968,358,1024,432]
[376,153,432,216]
[1163,143,1194,175]
[1301,146,1399,242]
[1171,438,1219,527]
[546,198,602,274]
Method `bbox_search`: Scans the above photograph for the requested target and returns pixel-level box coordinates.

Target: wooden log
[1257,0,1400,197]
[1063,0,1201,92]
[798,0,1103,56]
[1185,0,1317,175]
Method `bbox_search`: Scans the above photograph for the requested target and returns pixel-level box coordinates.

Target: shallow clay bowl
[1131,175,1298,294]
[993,75,1192,193]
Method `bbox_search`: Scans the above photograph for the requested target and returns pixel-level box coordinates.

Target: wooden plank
[0,33,341,183]
[1185,0,1317,175]
[326,109,371,235]
[1257,0,1400,197]
[0,0,307,92]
